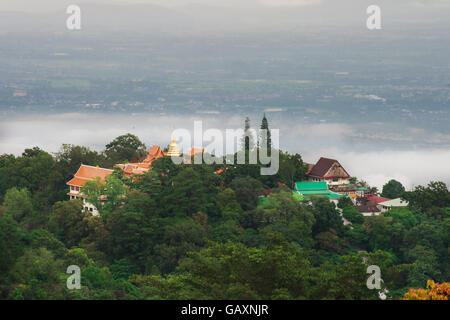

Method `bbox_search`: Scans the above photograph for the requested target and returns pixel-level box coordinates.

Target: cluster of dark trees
[0,121,449,300]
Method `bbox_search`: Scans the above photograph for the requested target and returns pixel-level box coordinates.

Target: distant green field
[50,79,90,90]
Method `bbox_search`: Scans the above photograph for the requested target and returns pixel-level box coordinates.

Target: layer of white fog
[1,112,449,191]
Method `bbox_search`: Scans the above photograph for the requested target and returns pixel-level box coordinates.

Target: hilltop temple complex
[67,143,407,218]
[66,138,199,214]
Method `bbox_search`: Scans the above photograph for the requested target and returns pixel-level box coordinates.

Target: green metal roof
[298,190,331,195]
[295,181,328,191]
[295,181,345,200]
[327,192,345,199]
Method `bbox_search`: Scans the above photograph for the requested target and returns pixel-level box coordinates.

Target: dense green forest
[0,129,449,300]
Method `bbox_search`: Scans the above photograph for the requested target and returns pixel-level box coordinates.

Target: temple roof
[114,163,150,177]
[67,164,113,187]
[306,157,350,179]
[143,145,164,163]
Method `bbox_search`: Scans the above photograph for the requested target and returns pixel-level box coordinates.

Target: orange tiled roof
[67,177,89,187]
[143,145,165,163]
[67,165,114,187]
[74,165,114,180]
[114,163,150,177]
[136,163,150,169]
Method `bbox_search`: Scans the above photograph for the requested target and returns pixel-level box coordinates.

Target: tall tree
[403,181,450,215]
[3,187,33,224]
[240,117,255,152]
[311,197,345,236]
[48,199,89,247]
[381,179,405,199]
[164,166,219,217]
[104,133,147,164]
[278,152,307,189]
[0,215,25,276]
[55,144,106,181]
[229,176,264,211]
[82,175,127,218]
[259,113,271,151]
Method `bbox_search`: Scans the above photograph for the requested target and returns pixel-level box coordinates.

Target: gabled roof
[143,145,165,163]
[366,195,390,205]
[74,165,113,180]
[67,165,113,187]
[149,145,163,157]
[380,198,408,207]
[306,157,350,179]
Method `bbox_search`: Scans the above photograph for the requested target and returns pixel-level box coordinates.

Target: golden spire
[166,135,181,157]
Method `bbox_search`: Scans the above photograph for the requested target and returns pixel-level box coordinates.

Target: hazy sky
[1,0,449,12]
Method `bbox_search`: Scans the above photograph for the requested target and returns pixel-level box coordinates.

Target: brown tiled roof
[307,157,350,179]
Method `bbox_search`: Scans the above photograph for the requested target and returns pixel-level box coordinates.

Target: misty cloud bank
[1,112,449,191]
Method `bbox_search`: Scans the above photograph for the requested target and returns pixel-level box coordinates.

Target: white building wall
[68,185,100,216]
